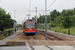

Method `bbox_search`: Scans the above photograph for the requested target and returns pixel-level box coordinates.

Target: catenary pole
[45,0,47,40]
[35,7,37,33]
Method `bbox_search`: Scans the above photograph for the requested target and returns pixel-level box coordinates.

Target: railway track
[26,35,54,50]
[47,33,75,45]
[47,33,75,46]
[39,31,75,47]
[26,35,35,50]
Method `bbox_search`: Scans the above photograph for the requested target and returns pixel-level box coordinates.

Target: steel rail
[26,36,35,50]
[47,32,75,46]
[40,33,69,46]
[40,31,75,47]
[33,35,54,50]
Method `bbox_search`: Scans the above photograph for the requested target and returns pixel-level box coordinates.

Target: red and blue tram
[24,19,36,34]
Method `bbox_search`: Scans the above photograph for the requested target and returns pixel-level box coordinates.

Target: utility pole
[45,0,47,40]
[35,7,37,33]
[39,13,41,29]
[13,10,16,35]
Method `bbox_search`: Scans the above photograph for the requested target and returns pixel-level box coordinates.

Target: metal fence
[0,30,13,38]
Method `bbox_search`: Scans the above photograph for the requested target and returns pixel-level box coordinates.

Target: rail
[33,36,54,50]
[26,36,35,50]
[40,31,75,47]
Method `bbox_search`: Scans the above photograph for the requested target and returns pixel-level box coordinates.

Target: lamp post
[13,10,16,35]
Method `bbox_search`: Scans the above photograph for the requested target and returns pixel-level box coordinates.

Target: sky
[0,0,75,24]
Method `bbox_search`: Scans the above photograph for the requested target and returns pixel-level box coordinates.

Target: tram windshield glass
[26,22,35,28]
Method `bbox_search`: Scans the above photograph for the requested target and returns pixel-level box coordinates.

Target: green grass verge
[51,27,75,36]
[37,25,75,36]
[4,28,13,31]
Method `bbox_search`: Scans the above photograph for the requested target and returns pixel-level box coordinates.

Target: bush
[51,23,56,27]
[0,36,5,40]
[73,23,75,27]
[0,28,13,40]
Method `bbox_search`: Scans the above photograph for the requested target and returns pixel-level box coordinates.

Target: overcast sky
[0,0,75,24]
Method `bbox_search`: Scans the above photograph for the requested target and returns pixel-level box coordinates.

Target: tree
[0,7,15,31]
[62,16,73,28]
[32,8,75,30]
[50,10,60,21]
[54,16,63,27]
[62,16,73,35]
[32,16,36,21]
[61,9,75,16]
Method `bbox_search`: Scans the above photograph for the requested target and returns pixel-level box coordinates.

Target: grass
[4,28,13,31]
[37,25,75,36]
[51,27,75,36]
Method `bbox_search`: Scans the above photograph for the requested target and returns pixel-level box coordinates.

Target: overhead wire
[47,0,56,9]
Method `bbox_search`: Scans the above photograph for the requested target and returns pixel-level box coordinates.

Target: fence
[0,30,13,39]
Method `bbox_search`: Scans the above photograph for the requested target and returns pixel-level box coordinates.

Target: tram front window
[26,22,35,28]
